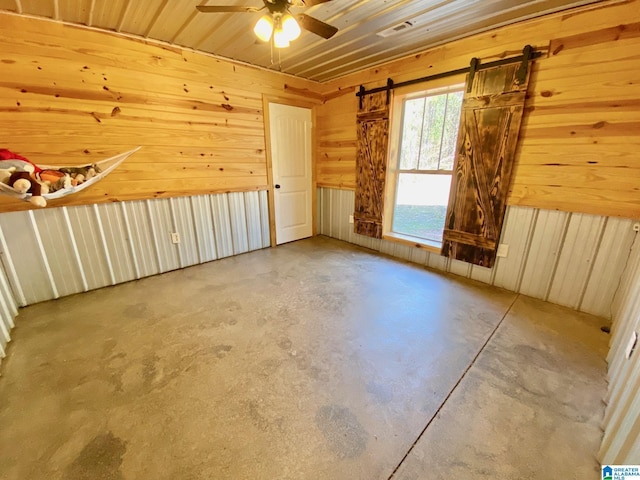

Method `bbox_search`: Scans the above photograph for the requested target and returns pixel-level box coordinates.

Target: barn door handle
[275,184,281,189]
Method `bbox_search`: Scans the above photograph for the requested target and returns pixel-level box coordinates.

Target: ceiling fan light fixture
[273,27,291,48]
[281,14,301,41]
[254,14,274,42]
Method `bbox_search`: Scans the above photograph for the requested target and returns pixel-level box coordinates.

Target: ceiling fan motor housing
[197,0,338,41]
[264,0,295,14]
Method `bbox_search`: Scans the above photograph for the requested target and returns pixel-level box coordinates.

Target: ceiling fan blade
[196,5,261,13]
[295,13,338,39]
[300,0,333,6]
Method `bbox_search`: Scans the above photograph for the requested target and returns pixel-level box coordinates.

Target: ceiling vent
[377,21,414,38]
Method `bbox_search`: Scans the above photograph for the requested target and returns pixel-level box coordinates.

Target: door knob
[275,184,281,189]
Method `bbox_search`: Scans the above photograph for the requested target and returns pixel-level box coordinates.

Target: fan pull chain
[270,34,274,66]
[268,33,283,70]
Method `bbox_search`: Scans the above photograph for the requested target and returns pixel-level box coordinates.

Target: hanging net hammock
[0,147,141,207]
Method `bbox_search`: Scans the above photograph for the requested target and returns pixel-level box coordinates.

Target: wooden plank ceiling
[1,0,604,82]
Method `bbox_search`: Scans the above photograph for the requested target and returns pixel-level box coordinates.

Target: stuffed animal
[59,164,100,186]
[0,150,102,206]
[0,167,16,185]
[0,149,41,173]
[0,149,32,163]
[38,169,72,192]
[8,171,49,207]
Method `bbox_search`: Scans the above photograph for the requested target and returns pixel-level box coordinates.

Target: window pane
[399,98,425,170]
[439,91,464,170]
[393,173,452,243]
[418,94,447,170]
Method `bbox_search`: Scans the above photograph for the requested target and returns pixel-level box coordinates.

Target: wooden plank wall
[316,0,640,219]
[0,13,320,213]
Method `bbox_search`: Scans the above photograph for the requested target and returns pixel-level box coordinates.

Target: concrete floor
[0,236,608,480]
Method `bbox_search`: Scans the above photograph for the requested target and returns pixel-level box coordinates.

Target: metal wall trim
[92,204,116,285]
[120,202,141,280]
[28,210,59,299]
[0,191,272,365]
[0,250,18,366]
[318,187,636,319]
[0,223,26,307]
[146,199,164,273]
[600,233,640,463]
[61,207,89,292]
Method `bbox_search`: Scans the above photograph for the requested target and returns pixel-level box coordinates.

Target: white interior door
[269,103,313,245]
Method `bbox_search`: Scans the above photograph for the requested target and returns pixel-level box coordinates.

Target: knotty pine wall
[316,0,640,219]
[0,12,320,213]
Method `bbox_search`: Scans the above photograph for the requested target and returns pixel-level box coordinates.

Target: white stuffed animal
[0,167,16,185]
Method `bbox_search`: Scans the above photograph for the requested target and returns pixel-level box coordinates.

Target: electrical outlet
[496,244,509,258]
[171,232,180,244]
[349,215,354,224]
[633,222,640,232]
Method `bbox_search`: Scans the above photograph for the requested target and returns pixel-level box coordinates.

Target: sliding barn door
[442,62,531,268]
[354,91,390,239]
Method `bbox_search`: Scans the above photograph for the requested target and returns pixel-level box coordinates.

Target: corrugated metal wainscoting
[0,191,270,308]
[318,187,637,319]
[600,232,640,463]
[0,261,18,368]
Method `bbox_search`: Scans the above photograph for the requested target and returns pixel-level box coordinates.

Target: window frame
[383,82,465,252]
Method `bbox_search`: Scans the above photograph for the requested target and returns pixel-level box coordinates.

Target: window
[389,87,463,246]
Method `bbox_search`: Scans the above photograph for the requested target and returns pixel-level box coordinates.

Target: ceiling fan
[196,0,338,48]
